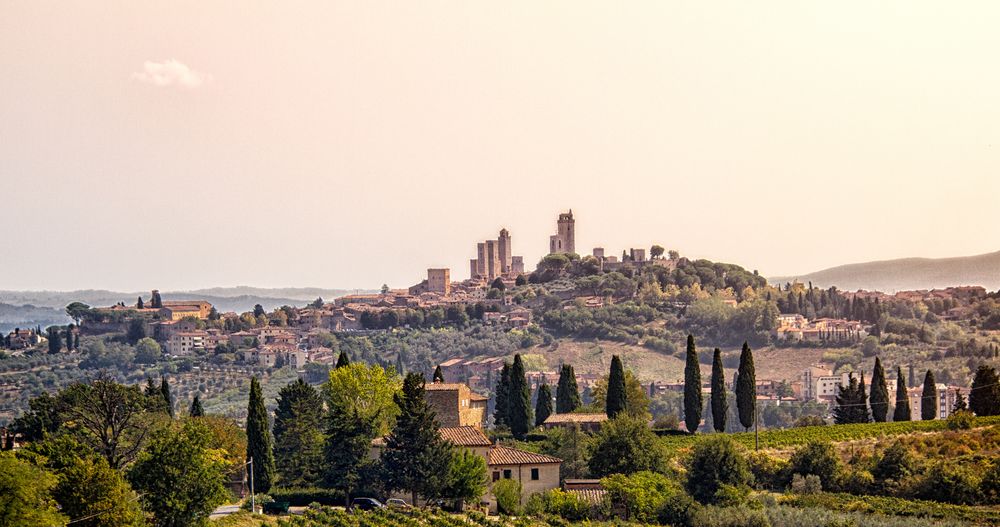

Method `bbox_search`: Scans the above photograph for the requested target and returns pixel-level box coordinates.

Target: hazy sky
[3,2,999,292]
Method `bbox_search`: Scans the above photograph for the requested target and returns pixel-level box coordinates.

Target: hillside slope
[769,250,1000,291]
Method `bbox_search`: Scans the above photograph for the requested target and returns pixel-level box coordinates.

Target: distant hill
[769,251,1000,292]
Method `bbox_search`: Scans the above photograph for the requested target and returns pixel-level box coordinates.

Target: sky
[2,1,999,292]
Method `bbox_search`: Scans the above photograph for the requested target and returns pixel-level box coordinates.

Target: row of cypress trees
[685,335,757,434]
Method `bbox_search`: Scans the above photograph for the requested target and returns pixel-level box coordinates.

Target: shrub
[693,505,771,527]
[588,416,667,477]
[536,489,592,521]
[790,474,822,494]
[747,451,789,490]
[947,410,974,430]
[788,441,840,490]
[603,471,695,524]
[686,435,752,504]
[269,487,343,506]
[916,462,981,505]
[839,468,874,495]
[493,478,522,516]
[872,441,916,482]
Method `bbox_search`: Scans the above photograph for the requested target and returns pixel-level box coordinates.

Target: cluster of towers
[470,229,525,282]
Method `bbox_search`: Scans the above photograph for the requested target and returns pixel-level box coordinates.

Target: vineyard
[660,416,1000,452]
[272,507,598,527]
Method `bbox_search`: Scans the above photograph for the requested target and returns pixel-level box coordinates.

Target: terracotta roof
[469,393,488,402]
[567,488,607,505]
[424,383,467,391]
[439,426,491,447]
[488,445,561,466]
[543,413,608,424]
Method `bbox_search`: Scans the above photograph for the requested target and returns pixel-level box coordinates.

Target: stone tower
[549,209,575,254]
[498,228,512,274]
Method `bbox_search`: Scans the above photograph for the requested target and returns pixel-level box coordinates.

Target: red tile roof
[439,426,491,447]
[488,445,561,466]
[543,413,608,425]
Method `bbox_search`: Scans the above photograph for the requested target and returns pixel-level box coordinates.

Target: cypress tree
[893,366,911,421]
[921,370,937,421]
[710,348,727,432]
[336,351,350,369]
[834,374,868,424]
[606,355,627,419]
[246,376,275,493]
[137,296,144,309]
[736,342,756,431]
[324,401,374,503]
[908,364,916,388]
[493,363,511,428]
[273,378,324,487]
[556,364,581,413]
[395,354,405,375]
[969,365,1000,416]
[508,354,533,440]
[535,383,553,427]
[858,372,869,422]
[144,376,168,414]
[189,394,204,417]
[432,365,445,383]
[382,373,452,504]
[47,327,62,354]
[953,391,968,412]
[870,358,889,422]
[160,376,174,418]
[683,335,702,434]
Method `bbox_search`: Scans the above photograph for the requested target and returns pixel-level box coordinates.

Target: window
[492,471,500,482]
[531,468,539,481]
[503,469,512,479]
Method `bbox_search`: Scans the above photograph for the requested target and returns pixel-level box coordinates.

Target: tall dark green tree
[969,364,1000,416]
[921,370,937,421]
[336,351,350,369]
[893,366,911,422]
[381,373,452,504]
[137,296,144,309]
[555,364,581,413]
[253,304,266,318]
[160,376,174,419]
[870,357,889,422]
[395,354,405,376]
[834,374,869,424]
[323,403,374,503]
[246,376,275,493]
[150,290,162,309]
[606,355,627,419]
[433,365,445,383]
[535,383,553,427]
[508,354,533,440]
[953,391,968,412]
[683,335,702,434]
[493,362,511,428]
[47,327,62,354]
[144,377,169,414]
[125,319,145,345]
[189,395,204,417]
[273,379,325,486]
[736,342,756,431]
[710,348,727,432]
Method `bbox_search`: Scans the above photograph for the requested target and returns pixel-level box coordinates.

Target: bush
[685,435,752,504]
[788,441,840,490]
[493,478,522,516]
[240,494,272,511]
[747,451,789,490]
[872,441,916,482]
[693,505,771,527]
[790,474,822,494]
[916,462,981,505]
[269,487,343,506]
[947,410,974,430]
[535,489,593,521]
[603,471,695,524]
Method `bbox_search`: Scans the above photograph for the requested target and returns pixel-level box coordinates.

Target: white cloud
[131,59,210,88]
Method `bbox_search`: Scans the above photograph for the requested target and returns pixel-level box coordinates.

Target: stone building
[424,382,488,428]
[548,210,575,254]
[470,228,525,281]
[408,268,452,297]
[488,446,562,506]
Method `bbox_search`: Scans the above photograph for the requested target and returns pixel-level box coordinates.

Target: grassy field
[661,416,1000,453]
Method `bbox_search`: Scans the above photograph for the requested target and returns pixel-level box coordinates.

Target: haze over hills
[769,250,1000,292]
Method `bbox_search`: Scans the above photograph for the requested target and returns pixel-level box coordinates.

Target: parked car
[351,497,384,511]
[386,498,410,508]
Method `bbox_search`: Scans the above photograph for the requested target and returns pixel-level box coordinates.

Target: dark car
[351,497,384,511]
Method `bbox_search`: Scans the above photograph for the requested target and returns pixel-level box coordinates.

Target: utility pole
[248,457,255,514]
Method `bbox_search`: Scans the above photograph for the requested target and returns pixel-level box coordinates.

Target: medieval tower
[549,210,575,254]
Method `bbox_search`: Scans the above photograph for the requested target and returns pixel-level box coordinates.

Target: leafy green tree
[491,277,506,291]
[10,392,61,442]
[591,369,650,419]
[588,416,666,477]
[59,377,152,469]
[494,362,511,428]
[0,454,66,526]
[253,304,266,318]
[493,478,522,516]
[893,366,911,422]
[189,395,204,417]
[246,376,275,493]
[711,348,727,432]
[789,441,840,490]
[535,383,553,427]
[515,274,527,286]
[325,362,401,437]
[144,376,169,414]
[381,373,453,504]
[508,354,533,440]
[273,379,324,487]
[736,342,756,431]
[606,355,627,418]
[685,435,752,504]
[160,376,174,419]
[433,365,445,383]
[921,370,938,421]
[683,335,702,434]
[650,245,665,259]
[65,302,92,325]
[603,471,695,525]
[444,449,488,506]
[970,364,1000,416]
[134,337,162,364]
[335,351,350,369]
[556,364,581,413]
[53,456,145,527]
[872,440,915,482]
[129,420,230,527]
[47,326,62,354]
[870,357,889,422]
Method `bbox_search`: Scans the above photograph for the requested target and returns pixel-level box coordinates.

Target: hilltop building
[408,268,451,296]
[548,210,575,254]
[470,228,525,281]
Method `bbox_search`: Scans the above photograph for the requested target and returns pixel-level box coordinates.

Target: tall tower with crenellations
[549,209,575,254]
[498,228,512,275]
